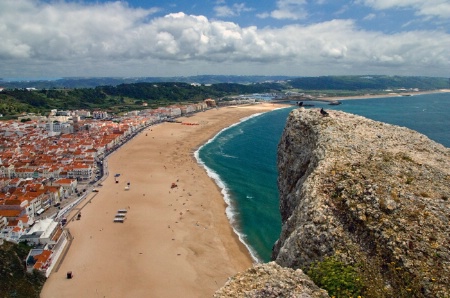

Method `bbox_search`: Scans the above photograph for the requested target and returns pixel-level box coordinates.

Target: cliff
[215,108,450,297]
[272,108,450,297]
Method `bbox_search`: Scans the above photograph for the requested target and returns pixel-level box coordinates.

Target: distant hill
[1,75,448,90]
[0,75,448,119]
[289,75,450,91]
[0,75,292,89]
[0,81,285,118]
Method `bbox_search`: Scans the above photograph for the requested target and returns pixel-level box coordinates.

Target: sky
[1,0,450,79]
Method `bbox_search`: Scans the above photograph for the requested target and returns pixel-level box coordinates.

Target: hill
[0,75,448,119]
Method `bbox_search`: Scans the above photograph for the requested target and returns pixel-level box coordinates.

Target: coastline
[194,111,273,263]
[318,89,450,102]
[40,103,288,298]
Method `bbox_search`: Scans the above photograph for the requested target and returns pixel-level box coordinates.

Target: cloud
[214,3,252,17]
[360,0,450,19]
[0,0,449,77]
[0,0,160,60]
[363,13,376,20]
[260,0,309,20]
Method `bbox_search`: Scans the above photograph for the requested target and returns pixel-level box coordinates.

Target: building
[19,218,59,245]
[204,98,216,107]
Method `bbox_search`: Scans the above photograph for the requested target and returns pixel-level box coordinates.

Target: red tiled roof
[0,210,21,217]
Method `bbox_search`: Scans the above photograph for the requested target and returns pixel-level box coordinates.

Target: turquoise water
[196,93,450,262]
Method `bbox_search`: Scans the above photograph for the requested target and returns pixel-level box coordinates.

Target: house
[69,163,93,181]
[0,218,25,242]
[53,178,77,195]
[26,249,53,273]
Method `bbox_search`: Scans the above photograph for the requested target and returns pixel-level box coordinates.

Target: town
[0,97,257,277]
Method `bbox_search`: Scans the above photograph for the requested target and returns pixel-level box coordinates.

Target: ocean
[196,92,450,262]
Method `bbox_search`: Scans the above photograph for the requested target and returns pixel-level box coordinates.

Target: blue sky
[1,0,450,78]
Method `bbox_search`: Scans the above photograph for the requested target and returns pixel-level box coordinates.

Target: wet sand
[41,103,288,298]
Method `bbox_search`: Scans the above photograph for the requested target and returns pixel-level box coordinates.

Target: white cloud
[0,0,449,77]
[264,0,309,20]
[214,3,252,17]
[363,13,376,20]
[361,0,450,19]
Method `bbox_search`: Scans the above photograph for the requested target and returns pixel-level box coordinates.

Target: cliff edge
[272,108,450,297]
[214,262,329,298]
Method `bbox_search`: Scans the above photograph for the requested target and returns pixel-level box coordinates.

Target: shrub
[307,256,364,298]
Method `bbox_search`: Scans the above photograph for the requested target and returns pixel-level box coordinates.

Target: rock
[272,109,450,297]
[214,262,329,298]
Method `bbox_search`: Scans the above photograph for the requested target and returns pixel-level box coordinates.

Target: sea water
[196,92,450,262]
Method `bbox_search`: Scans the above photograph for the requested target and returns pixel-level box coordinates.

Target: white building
[19,218,59,245]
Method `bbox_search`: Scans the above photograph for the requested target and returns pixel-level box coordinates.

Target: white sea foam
[194,112,268,263]
[221,153,238,159]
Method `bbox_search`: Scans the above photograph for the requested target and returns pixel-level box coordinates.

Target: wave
[220,153,238,159]
[194,112,268,263]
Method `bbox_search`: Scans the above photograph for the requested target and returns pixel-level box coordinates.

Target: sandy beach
[40,103,288,298]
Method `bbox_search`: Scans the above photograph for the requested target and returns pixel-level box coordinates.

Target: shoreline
[318,89,450,102]
[194,111,275,263]
[41,103,288,298]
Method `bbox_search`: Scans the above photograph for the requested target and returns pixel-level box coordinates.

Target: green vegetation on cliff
[308,256,364,298]
[0,241,46,298]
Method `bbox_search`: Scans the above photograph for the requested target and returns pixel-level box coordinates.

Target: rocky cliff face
[272,108,450,297]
